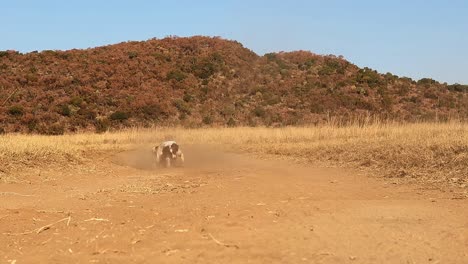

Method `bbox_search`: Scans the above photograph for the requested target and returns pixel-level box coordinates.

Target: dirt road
[1,146,467,263]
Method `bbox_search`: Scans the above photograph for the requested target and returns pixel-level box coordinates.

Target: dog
[152,141,184,168]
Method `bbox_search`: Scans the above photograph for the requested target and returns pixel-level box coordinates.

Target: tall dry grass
[1,122,467,187]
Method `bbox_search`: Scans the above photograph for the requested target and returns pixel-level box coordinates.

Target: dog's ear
[171,143,179,153]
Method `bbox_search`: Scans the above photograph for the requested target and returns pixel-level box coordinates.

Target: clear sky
[2,0,467,84]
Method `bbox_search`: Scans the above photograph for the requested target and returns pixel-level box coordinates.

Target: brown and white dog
[152,141,184,168]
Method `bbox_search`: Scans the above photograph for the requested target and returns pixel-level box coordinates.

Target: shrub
[109,111,129,121]
[27,121,37,132]
[166,70,187,82]
[211,52,224,64]
[227,117,236,127]
[284,112,302,126]
[59,104,72,116]
[70,96,84,107]
[128,51,138,59]
[152,52,171,62]
[280,69,290,77]
[398,86,410,96]
[378,87,392,109]
[270,113,283,124]
[293,86,312,96]
[8,105,24,116]
[202,115,213,125]
[247,117,257,127]
[71,78,81,85]
[77,108,97,120]
[409,96,421,104]
[318,65,335,76]
[183,93,193,102]
[173,99,191,115]
[356,68,382,88]
[300,59,316,70]
[357,87,369,96]
[418,78,437,86]
[192,60,217,79]
[179,112,187,120]
[47,123,65,135]
[265,53,277,61]
[253,106,266,118]
[35,123,65,135]
[424,89,438,100]
[220,105,236,117]
[249,86,265,96]
[95,118,110,133]
[139,104,167,120]
[448,83,468,93]
[310,103,325,114]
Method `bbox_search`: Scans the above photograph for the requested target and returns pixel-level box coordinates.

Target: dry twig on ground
[208,233,239,249]
[0,192,35,197]
[3,216,71,236]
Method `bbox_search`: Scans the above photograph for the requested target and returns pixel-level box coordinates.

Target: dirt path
[1,146,467,263]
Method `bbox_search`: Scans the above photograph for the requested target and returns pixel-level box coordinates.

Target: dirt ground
[1,146,467,263]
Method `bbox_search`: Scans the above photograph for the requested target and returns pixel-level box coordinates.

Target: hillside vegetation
[0,36,467,133]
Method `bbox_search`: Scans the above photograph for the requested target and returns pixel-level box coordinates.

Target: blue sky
[2,0,467,84]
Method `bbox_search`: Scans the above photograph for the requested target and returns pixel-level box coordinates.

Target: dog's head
[162,143,180,159]
[170,143,179,159]
[162,146,172,157]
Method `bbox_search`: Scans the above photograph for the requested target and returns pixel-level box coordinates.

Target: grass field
[1,122,467,188]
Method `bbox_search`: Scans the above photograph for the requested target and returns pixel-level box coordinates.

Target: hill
[0,36,467,134]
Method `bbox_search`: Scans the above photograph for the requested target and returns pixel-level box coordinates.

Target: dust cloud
[112,144,254,171]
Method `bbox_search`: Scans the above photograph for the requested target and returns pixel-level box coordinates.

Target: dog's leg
[179,153,185,167]
[165,157,171,168]
[155,147,161,168]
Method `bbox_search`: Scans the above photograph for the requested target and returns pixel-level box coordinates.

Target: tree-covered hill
[0,36,467,133]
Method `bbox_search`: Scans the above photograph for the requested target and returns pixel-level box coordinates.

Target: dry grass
[1,122,467,187]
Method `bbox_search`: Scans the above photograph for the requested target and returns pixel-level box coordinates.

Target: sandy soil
[1,146,467,263]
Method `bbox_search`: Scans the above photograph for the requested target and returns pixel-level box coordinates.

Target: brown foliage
[0,36,467,133]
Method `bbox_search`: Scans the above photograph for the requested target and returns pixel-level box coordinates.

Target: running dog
[152,141,185,168]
